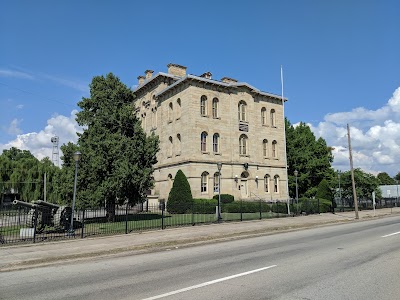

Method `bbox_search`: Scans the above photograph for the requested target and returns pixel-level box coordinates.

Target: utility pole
[347,124,359,219]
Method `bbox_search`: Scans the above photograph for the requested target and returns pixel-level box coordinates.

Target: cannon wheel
[27,209,45,233]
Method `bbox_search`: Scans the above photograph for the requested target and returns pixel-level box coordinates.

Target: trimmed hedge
[212,194,234,204]
[167,170,193,214]
[299,198,332,214]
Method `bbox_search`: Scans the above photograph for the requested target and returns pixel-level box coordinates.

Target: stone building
[133,63,289,203]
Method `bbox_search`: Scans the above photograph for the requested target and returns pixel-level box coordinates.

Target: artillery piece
[13,200,72,233]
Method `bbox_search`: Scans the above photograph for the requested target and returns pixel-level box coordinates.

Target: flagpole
[281,65,290,215]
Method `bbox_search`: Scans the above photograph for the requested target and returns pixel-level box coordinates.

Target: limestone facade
[133,64,289,202]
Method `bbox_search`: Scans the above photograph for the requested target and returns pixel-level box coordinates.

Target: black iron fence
[1,198,395,246]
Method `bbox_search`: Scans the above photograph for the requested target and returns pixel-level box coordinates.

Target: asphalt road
[1,216,400,300]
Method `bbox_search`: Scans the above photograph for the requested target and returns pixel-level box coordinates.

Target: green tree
[70,73,159,220]
[167,170,193,213]
[394,172,400,182]
[340,168,381,207]
[316,179,334,201]
[286,119,334,198]
[377,172,396,185]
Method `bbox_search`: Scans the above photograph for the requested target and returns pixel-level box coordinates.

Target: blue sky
[1,0,400,176]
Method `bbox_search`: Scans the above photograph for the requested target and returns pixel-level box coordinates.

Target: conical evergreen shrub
[166,170,193,213]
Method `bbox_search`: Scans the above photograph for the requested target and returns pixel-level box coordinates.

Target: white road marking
[381,231,400,238]
[139,265,277,300]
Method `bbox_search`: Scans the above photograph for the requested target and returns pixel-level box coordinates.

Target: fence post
[33,206,38,243]
[259,198,262,220]
[191,202,195,226]
[161,202,165,230]
[317,199,320,214]
[81,209,85,239]
[240,199,243,221]
[125,203,128,234]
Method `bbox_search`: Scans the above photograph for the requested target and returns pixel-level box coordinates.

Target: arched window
[176,134,181,155]
[274,175,279,193]
[264,174,270,193]
[176,98,181,119]
[151,108,157,128]
[212,98,219,118]
[239,134,248,155]
[238,101,247,121]
[200,95,207,116]
[168,136,173,157]
[201,131,208,152]
[213,172,220,193]
[213,133,220,153]
[168,103,173,122]
[270,109,276,127]
[168,174,173,189]
[201,171,209,193]
[261,107,267,125]
[272,140,277,158]
[263,139,268,157]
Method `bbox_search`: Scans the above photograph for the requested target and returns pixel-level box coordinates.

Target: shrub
[212,194,234,204]
[299,198,332,214]
[316,179,334,202]
[193,198,218,214]
[223,200,271,213]
[271,201,288,214]
[166,170,193,214]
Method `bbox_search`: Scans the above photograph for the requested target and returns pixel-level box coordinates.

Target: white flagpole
[281,65,290,215]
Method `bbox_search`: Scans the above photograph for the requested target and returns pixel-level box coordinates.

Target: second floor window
[201,131,208,152]
[213,133,219,153]
[261,107,267,125]
[239,134,248,155]
[272,140,277,158]
[263,139,268,157]
[271,109,276,127]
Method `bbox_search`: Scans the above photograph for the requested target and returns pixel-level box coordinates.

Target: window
[213,133,220,153]
[152,108,157,128]
[274,175,279,193]
[272,140,277,158]
[261,107,267,125]
[263,139,268,157]
[168,103,173,122]
[168,136,173,157]
[213,172,220,193]
[176,134,181,155]
[238,101,247,121]
[239,134,248,155]
[176,98,181,119]
[212,98,219,118]
[264,175,270,193]
[201,172,209,193]
[200,95,207,116]
[201,131,208,152]
[270,109,276,127]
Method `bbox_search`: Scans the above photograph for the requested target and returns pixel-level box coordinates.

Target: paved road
[1,215,400,300]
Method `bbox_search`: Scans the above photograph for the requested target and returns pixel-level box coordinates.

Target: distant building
[379,184,400,200]
[132,64,289,203]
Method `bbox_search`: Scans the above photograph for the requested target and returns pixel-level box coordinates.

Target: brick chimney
[138,75,145,85]
[200,72,212,79]
[221,77,238,84]
[167,63,187,77]
[145,70,154,80]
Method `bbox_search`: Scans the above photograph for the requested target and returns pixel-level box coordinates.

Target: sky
[1,0,399,176]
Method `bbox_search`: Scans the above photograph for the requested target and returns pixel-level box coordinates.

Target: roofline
[154,74,287,101]
[132,72,181,94]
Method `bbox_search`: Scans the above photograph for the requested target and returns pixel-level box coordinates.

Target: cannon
[13,200,73,232]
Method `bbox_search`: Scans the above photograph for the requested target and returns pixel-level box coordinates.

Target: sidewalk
[1,207,399,272]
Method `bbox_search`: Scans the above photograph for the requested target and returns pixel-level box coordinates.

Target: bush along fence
[1,197,393,245]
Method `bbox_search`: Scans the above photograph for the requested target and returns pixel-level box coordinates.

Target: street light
[70,151,81,234]
[217,162,222,222]
[294,170,298,214]
[338,170,342,212]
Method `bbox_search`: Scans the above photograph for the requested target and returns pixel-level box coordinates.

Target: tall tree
[377,172,396,185]
[394,172,400,182]
[285,119,334,198]
[73,73,159,220]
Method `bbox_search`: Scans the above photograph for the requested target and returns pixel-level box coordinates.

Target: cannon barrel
[13,200,37,209]
[35,200,60,209]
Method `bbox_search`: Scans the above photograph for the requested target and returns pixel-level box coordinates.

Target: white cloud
[311,87,400,176]
[16,104,24,109]
[6,119,22,135]
[0,110,83,162]
[0,69,34,80]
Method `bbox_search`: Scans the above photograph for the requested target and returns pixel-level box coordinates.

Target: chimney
[167,63,187,77]
[221,77,238,84]
[138,75,145,85]
[200,72,212,79]
[145,70,154,80]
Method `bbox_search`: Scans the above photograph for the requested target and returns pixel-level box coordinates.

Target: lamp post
[294,170,298,214]
[217,162,222,222]
[70,151,81,234]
